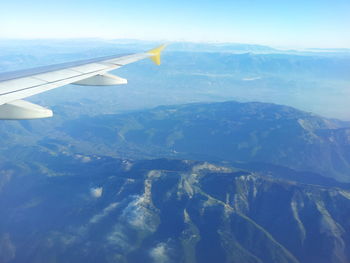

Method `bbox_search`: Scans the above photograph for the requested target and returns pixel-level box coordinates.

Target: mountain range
[0,100,350,262]
[38,101,349,182]
[1,154,350,263]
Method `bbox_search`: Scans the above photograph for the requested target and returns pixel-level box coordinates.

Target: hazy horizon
[0,37,349,52]
[0,39,349,120]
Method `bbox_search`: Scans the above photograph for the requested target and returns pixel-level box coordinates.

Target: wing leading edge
[0,44,166,119]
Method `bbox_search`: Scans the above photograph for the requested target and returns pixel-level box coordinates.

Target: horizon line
[0,37,349,51]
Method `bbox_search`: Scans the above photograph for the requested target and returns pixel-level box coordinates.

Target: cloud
[90,187,103,198]
[242,76,261,81]
[81,156,92,163]
[121,160,133,171]
[89,202,119,224]
[150,243,170,263]
[75,154,92,163]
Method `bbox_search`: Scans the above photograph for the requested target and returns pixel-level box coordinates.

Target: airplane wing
[0,44,166,119]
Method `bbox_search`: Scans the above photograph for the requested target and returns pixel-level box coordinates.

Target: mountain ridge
[52,101,350,182]
[1,155,350,263]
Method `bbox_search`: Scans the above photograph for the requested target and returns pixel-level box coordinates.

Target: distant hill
[0,101,349,183]
[50,101,350,182]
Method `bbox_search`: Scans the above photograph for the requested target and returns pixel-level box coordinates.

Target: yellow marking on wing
[147,44,167,65]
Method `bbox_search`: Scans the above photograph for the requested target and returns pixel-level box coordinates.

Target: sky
[0,0,349,48]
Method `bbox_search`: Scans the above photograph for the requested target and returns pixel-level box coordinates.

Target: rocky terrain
[0,155,350,263]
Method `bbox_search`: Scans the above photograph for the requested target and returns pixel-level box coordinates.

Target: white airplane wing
[0,45,166,119]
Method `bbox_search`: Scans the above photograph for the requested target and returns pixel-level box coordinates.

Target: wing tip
[147,44,167,65]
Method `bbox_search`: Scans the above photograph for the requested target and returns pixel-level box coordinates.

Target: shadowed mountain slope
[0,155,350,263]
[57,101,350,182]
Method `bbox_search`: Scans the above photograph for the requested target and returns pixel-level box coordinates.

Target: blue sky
[0,0,349,48]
